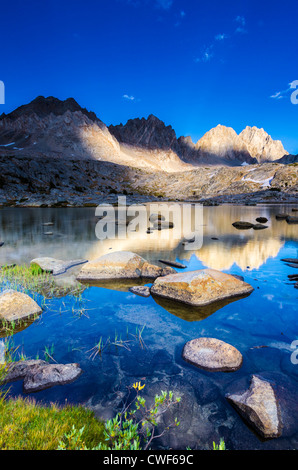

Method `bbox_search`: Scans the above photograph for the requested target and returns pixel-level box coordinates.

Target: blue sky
[0,0,297,153]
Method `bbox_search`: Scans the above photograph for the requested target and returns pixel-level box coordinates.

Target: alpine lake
[0,203,297,450]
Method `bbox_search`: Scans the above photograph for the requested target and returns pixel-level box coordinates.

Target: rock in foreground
[150,269,253,306]
[226,375,282,439]
[76,251,174,282]
[5,360,82,393]
[182,337,243,372]
[23,362,82,393]
[0,290,42,323]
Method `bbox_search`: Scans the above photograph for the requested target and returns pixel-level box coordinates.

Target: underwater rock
[182,337,243,372]
[150,269,253,307]
[76,251,174,282]
[256,217,268,223]
[226,375,282,439]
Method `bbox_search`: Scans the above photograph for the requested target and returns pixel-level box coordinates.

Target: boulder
[31,257,88,275]
[226,375,282,439]
[0,290,42,323]
[275,214,289,220]
[256,217,268,223]
[150,269,253,307]
[23,362,82,393]
[129,286,151,297]
[182,337,243,372]
[232,221,254,230]
[76,251,175,282]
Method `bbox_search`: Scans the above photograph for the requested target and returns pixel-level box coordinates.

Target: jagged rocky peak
[194,124,256,165]
[239,125,288,162]
[109,114,179,150]
[1,95,99,122]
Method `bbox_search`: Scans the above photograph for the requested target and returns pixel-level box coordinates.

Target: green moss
[0,394,105,450]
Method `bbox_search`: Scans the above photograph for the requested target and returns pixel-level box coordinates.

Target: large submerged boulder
[76,251,174,282]
[150,269,253,306]
[226,375,282,439]
[182,337,243,372]
[0,290,42,323]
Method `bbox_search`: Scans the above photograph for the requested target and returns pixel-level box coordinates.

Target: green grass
[0,392,105,450]
[0,263,85,299]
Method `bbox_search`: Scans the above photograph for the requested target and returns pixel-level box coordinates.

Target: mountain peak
[240,126,288,161]
[1,96,99,122]
[109,114,178,150]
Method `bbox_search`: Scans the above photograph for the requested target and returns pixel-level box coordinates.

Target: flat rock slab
[0,290,42,323]
[150,269,254,306]
[226,375,282,439]
[275,214,289,220]
[77,251,175,282]
[159,259,187,269]
[31,257,88,275]
[129,286,151,297]
[232,221,254,230]
[182,337,243,372]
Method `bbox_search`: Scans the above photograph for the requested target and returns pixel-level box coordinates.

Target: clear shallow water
[0,204,297,450]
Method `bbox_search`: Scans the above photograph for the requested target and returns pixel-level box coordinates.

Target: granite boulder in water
[76,251,175,282]
[150,269,253,306]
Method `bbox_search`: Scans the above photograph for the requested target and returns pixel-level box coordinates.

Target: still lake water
[0,204,297,450]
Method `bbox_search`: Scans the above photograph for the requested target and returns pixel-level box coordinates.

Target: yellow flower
[132,381,145,391]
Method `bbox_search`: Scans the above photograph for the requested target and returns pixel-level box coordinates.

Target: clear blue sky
[1,0,297,153]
